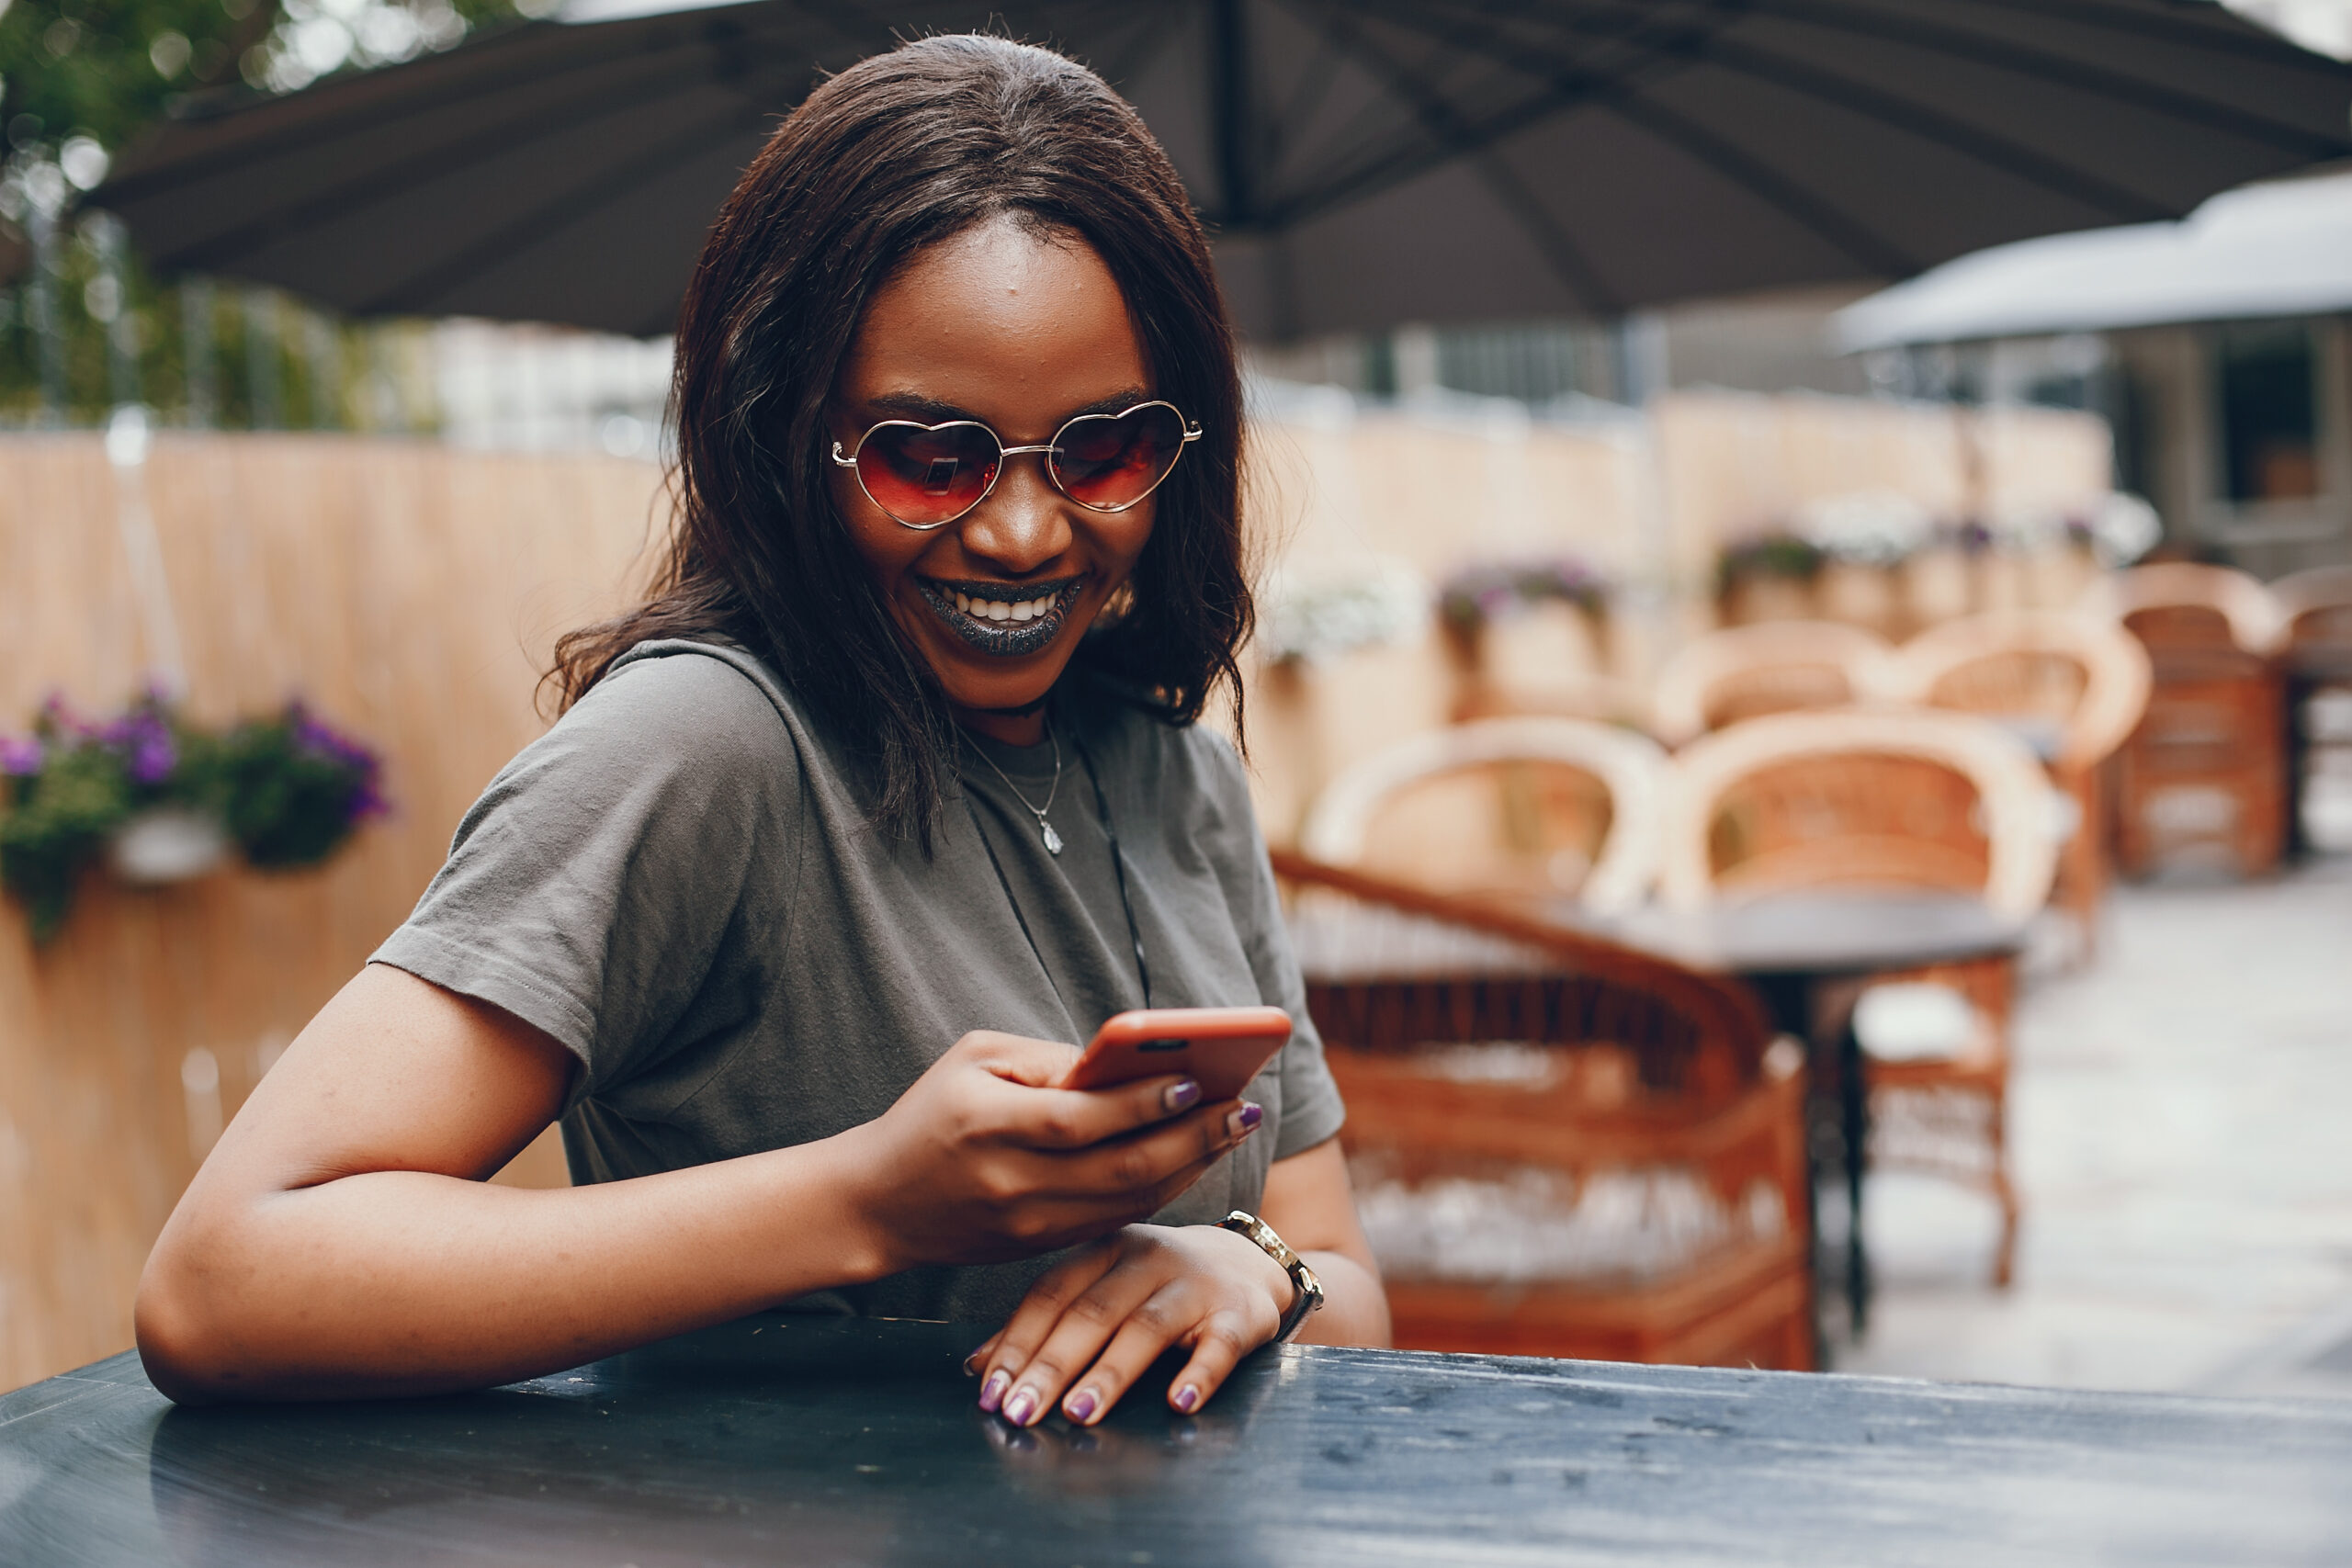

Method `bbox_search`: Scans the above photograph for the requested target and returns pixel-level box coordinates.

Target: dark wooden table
[6,1315,2348,1567]
[1593,893,2033,1337]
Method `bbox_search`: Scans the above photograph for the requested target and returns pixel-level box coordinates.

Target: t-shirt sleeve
[369,651,798,1112]
[1190,730,1347,1162]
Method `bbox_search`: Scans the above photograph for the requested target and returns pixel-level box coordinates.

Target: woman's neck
[954,703,1048,747]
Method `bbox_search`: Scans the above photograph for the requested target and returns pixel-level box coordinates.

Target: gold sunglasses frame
[829,400,1204,531]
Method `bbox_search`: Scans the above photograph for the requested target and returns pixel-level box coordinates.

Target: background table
[5,1315,2347,1567]
[1596,893,2032,1337]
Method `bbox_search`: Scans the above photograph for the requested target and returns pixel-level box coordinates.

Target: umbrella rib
[1258,25,1352,172]
[1763,0,2352,158]
[1677,36,2176,221]
[1379,0,2177,223]
[351,97,778,318]
[1343,1,1917,276]
[1596,92,1917,276]
[1087,4,1186,96]
[140,53,790,274]
[102,14,779,205]
[1282,0,1621,313]
[1255,0,1715,229]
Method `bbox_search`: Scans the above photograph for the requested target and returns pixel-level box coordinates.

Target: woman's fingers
[1162,1306,1262,1416]
[976,1244,1124,1419]
[1005,1075,1212,1151]
[1046,1100,1259,1205]
[1057,1290,1194,1426]
[960,1032,1083,1089]
[988,1255,1169,1427]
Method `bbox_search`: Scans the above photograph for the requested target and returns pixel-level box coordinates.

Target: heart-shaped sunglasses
[831,400,1203,530]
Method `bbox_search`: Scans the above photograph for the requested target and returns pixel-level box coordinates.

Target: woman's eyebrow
[862,388,1156,424]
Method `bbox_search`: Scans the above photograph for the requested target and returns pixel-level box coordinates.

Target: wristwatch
[1218,1210,1326,1344]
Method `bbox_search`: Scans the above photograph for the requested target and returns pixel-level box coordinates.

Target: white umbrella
[1837,165,2352,348]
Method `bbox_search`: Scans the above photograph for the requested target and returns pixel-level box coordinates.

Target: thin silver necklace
[967,719,1064,855]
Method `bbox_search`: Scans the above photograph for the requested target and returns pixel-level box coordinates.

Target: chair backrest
[1659,708,2061,921]
[1884,610,2154,771]
[2271,566,2352,671]
[1272,850,1776,1127]
[1298,716,1668,915]
[1651,621,1897,746]
[2081,563,2286,660]
[1272,851,1812,1366]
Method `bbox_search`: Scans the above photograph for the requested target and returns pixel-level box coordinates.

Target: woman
[135,34,1387,1427]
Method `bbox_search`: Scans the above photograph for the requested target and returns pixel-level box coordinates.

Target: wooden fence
[0,434,665,1391]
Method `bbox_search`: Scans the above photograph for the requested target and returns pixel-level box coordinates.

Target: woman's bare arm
[1259,1135,1390,1348]
[135,964,1252,1404]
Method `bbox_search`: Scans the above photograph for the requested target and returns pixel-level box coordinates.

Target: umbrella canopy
[1837,164,2352,348]
[96,0,2352,341]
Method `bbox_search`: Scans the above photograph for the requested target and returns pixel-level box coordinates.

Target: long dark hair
[551,34,1250,841]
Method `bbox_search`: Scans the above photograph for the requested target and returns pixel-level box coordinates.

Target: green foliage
[1717,534,1826,592]
[0,693,382,940]
[0,0,256,154]
[1438,556,1611,632]
[218,705,383,867]
[0,0,523,425]
[0,733,130,937]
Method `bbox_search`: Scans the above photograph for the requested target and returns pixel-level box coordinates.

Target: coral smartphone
[1061,1006,1293,1101]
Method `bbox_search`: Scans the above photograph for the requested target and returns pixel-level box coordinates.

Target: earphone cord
[1070,731,1154,1009]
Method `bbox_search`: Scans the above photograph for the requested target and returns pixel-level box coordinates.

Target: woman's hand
[842,1032,1261,1274]
[967,1224,1295,1427]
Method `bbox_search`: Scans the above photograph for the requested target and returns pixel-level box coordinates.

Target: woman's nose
[958,451,1073,573]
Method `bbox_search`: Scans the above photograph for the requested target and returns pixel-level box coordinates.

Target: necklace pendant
[1040,819,1064,856]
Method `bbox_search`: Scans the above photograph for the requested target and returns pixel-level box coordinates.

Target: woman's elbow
[134,1225,248,1405]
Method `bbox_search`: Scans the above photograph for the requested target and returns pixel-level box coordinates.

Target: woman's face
[831,219,1159,743]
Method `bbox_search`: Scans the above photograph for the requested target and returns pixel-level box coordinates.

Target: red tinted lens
[855,422,1001,525]
[1051,403,1186,510]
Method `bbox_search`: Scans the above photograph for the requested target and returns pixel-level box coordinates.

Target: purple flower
[128,735,177,786]
[37,694,95,739]
[99,705,178,785]
[0,736,42,776]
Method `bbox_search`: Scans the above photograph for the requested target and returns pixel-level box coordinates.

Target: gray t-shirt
[371,639,1344,1325]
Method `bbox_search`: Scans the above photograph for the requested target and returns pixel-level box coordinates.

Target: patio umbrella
[96,0,2352,341]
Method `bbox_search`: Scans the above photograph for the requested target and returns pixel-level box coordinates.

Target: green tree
[0,0,526,425]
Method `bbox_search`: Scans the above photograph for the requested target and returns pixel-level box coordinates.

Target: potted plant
[1716,534,1823,626]
[1792,491,1929,637]
[1,692,384,941]
[1436,556,1614,701]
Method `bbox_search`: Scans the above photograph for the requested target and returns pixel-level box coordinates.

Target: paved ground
[1826,855,2352,1398]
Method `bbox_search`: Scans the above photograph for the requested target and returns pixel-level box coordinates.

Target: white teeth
[943,586,1063,628]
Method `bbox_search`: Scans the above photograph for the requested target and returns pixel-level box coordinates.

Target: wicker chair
[1659,709,2062,1287]
[2084,564,2288,879]
[1298,716,1669,916]
[1651,621,1898,748]
[1883,611,2152,947]
[1272,850,1815,1371]
[2272,566,2352,856]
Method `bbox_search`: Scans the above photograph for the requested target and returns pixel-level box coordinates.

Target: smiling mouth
[916,576,1088,658]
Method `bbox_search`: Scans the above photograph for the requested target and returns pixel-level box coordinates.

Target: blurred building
[1838,168,2352,578]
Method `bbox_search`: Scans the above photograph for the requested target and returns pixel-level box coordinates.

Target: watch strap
[1218,1210,1325,1344]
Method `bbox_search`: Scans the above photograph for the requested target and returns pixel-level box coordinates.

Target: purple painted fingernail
[1227,1102,1263,1138]
[1002,1387,1038,1427]
[978,1370,1009,1413]
[1164,1078,1203,1112]
[1173,1383,1201,1414]
[1065,1387,1100,1423]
